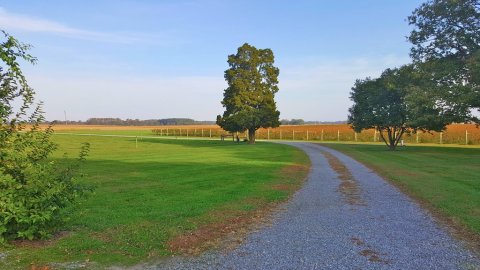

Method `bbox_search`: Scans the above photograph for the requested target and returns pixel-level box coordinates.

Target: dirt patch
[167,207,270,255]
[275,164,310,191]
[351,236,390,264]
[321,151,366,206]
[12,231,70,248]
[359,249,389,264]
[280,164,309,174]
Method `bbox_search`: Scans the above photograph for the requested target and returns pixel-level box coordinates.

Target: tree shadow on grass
[139,137,252,148]
[131,138,300,164]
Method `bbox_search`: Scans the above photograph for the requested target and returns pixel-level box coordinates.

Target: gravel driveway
[138,142,479,270]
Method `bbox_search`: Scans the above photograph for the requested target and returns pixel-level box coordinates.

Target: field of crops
[49,123,480,145]
[149,124,480,145]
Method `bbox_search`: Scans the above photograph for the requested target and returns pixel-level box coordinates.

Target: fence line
[150,127,480,145]
[53,126,480,146]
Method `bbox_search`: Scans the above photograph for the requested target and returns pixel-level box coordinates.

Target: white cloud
[0,7,167,44]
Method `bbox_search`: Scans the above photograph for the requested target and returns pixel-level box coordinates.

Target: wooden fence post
[321,129,324,141]
[210,129,212,138]
[306,130,309,141]
[337,130,340,141]
[466,129,469,145]
[293,130,295,140]
[440,132,443,144]
[267,129,270,140]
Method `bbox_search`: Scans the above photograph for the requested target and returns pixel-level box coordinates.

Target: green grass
[323,143,480,236]
[0,135,309,269]
[54,128,154,136]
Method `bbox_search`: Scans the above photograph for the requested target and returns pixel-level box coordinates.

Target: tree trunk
[387,128,396,150]
[379,127,405,151]
[388,140,396,150]
[248,128,256,144]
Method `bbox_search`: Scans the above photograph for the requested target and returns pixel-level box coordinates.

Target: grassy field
[323,143,480,246]
[0,135,309,269]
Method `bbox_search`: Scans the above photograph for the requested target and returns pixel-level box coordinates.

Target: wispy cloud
[0,7,168,44]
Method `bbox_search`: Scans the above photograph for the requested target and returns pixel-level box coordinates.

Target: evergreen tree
[217,43,280,144]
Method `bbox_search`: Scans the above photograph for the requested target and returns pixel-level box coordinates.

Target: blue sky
[1,0,424,121]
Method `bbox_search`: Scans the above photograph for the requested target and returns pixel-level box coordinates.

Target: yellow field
[49,123,480,145]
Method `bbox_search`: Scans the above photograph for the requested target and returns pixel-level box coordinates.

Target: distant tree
[408,0,480,122]
[0,31,91,242]
[281,119,305,125]
[82,117,214,126]
[157,118,196,125]
[217,43,280,144]
[349,66,453,150]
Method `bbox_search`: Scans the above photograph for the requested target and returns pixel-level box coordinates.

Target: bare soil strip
[321,150,366,206]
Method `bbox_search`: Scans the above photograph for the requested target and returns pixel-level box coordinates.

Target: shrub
[0,31,92,242]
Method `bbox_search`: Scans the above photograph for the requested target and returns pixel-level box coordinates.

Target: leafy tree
[349,66,452,150]
[217,43,280,144]
[0,31,91,242]
[408,0,480,122]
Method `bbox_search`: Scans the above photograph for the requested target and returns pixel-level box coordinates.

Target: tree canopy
[408,0,480,122]
[217,43,280,144]
[349,66,452,150]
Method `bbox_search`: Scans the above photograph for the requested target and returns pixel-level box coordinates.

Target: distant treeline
[48,118,346,126]
[50,118,216,126]
[280,119,347,125]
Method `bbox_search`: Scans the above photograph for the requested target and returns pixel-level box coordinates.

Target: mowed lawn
[323,143,480,238]
[0,135,309,269]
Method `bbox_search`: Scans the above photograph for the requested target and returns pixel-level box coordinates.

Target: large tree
[408,0,480,122]
[217,43,280,144]
[0,31,91,242]
[349,66,452,150]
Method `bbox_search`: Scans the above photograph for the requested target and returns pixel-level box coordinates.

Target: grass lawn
[0,135,309,269]
[323,143,480,243]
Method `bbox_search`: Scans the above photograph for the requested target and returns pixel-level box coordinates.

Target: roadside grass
[322,143,480,248]
[0,135,309,269]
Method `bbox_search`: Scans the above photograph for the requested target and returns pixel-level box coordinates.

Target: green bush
[0,31,92,242]
[0,142,91,242]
